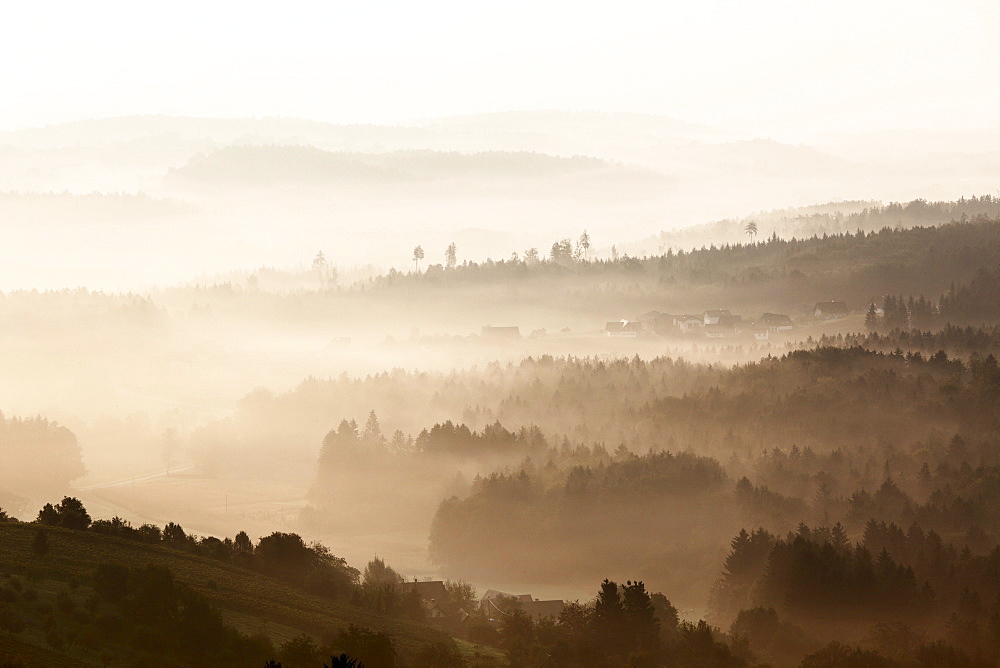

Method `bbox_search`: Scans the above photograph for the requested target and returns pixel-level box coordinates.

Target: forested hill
[629,195,1000,255]
[167,146,650,186]
[0,510,501,667]
[342,213,1000,319]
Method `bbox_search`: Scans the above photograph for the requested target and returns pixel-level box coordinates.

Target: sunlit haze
[2,1,998,139]
[1,3,999,666]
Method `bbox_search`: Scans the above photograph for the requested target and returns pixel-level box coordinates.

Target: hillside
[0,521,502,667]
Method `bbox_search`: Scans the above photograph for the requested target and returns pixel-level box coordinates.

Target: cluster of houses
[398,580,565,628]
[604,302,848,341]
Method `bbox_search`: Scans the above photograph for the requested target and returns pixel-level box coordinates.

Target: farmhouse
[813,301,849,318]
[758,313,793,331]
[482,325,521,339]
[703,309,731,325]
[676,315,703,332]
[636,310,676,334]
[605,320,644,337]
[480,589,565,621]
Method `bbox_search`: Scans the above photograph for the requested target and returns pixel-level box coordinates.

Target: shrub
[93,563,129,602]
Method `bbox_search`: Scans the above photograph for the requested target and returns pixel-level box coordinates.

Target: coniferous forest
[4,207,1000,666]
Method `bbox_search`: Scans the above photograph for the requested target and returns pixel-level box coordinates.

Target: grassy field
[0,522,504,666]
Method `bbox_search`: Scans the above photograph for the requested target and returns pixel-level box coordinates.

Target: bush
[93,563,130,602]
[279,633,322,667]
[138,523,163,542]
[334,625,396,668]
[414,639,465,667]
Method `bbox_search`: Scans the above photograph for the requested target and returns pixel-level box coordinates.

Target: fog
[1,4,999,667]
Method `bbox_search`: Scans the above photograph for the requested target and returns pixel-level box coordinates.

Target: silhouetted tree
[622,579,660,653]
[36,497,91,530]
[578,230,591,259]
[235,530,254,556]
[595,579,626,652]
[163,522,187,542]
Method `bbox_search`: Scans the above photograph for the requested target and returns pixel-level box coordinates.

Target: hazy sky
[2,1,998,139]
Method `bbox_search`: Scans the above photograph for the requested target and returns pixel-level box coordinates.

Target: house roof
[637,310,674,322]
[400,580,449,602]
[814,301,848,312]
[605,320,643,332]
[759,313,793,325]
[480,590,565,619]
[481,589,515,601]
[704,309,731,317]
[482,326,521,338]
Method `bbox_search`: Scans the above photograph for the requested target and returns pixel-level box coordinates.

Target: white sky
[1,0,999,139]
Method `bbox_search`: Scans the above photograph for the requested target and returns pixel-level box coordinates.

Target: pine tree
[622,580,660,652]
[594,579,625,652]
[865,303,879,331]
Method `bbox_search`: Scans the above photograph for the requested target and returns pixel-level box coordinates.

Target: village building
[605,320,644,337]
[676,315,703,332]
[813,301,849,318]
[480,589,565,622]
[703,309,732,325]
[482,325,521,339]
[635,310,676,334]
[758,313,794,331]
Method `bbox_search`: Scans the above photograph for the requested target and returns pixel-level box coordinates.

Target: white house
[703,309,731,325]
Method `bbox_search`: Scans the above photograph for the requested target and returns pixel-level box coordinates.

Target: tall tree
[234,530,253,556]
[579,230,592,260]
[622,580,660,652]
[865,303,880,331]
[412,245,425,272]
[312,251,328,274]
[594,579,625,652]
[362,410,383,447]
[744,220,758,244]
[445,242,457,269]
[550,238,573,263]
